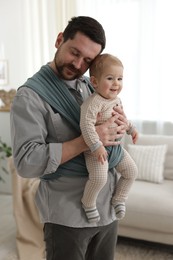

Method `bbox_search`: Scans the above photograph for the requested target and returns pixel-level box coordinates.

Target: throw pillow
[127,144,167,183]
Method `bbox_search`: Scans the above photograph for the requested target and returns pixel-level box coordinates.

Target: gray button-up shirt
[10,78,117,227]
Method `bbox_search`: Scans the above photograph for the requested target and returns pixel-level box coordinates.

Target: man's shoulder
[15,87,46,108]
[17,86,39,98]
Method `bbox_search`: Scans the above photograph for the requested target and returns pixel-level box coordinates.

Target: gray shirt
[10,77,117,227]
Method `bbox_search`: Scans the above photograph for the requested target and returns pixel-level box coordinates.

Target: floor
[0,194,18,260]
[1,193,173,260]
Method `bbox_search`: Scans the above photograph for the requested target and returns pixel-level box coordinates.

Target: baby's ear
[90,76,98,88]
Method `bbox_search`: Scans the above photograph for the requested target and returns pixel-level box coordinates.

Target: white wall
[0,0,28,91]
[0,0,24,192]
[0,0,77,140]
[0,0,77,93]
[0,0,75,193]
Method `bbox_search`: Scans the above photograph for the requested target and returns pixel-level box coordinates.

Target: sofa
[118,133,173,245]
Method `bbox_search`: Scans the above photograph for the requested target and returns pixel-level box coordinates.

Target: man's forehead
[66,34,101,58]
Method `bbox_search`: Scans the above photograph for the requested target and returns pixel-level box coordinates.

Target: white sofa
[118,134,173,245]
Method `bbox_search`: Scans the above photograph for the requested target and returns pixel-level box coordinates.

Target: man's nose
[73,57,83,69]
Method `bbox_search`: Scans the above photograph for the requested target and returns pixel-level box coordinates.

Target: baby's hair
[89,53,123,78]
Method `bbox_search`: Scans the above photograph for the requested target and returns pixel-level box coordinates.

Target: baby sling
[20,64,123,179]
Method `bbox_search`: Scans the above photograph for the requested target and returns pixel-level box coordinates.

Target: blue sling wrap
[21,64,123,179]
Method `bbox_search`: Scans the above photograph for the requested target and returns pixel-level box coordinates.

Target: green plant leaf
[0,138,12,157]
[0,137,12,182]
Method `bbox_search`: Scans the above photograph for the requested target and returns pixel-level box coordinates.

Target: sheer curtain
[20,0,77,76]
[20,0,173,134]
[76,0,173,133]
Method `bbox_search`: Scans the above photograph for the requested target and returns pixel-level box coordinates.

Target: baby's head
[89,53,123,78]
[89,53,124,99]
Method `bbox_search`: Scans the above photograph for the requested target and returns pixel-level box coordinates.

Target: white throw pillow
[127,144,167,183]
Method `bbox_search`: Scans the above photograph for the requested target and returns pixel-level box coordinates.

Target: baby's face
[95,64,123,100]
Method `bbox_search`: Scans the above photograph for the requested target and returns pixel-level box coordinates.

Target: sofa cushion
[119,180,173,235]
[128,144,167,183]
[123,134,173,180]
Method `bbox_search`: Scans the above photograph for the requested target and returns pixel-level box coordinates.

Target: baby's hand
[131,129,139,144]
[93,146,108,164]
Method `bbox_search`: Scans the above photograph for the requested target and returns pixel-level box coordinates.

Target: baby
[80,53,138,223]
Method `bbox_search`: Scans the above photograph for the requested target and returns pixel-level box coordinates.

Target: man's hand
[113,106,129,131]
[96,115,125,147]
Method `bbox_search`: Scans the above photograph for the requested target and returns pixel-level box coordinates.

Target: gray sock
[83,205,100,223]
[114,202,126,220]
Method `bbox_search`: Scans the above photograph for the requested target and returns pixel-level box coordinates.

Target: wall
[0,0,76,193]
[0,0,56,193]
[0,0,22,192]
[0,0,28,91]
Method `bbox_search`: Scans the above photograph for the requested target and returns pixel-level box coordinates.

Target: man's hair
[63,16,106,52]
[89,53,124,77]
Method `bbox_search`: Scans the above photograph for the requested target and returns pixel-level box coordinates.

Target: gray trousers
[44,221,118,260]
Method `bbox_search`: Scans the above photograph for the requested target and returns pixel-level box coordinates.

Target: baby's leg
[81,152,108,223]
[112,149,138,220]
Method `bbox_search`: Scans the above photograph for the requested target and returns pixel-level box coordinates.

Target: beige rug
[116,237,173,260]
[1,194,173,260]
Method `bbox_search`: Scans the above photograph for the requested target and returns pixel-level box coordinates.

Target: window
[76,0,173,122]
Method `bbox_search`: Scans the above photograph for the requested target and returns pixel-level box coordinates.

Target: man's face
[54,32,102,80]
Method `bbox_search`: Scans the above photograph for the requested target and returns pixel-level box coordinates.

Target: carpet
[116,236,173,260]
[4,238,173,260]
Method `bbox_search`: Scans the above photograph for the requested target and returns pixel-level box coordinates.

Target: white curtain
[20,0,173,134]
[75,0,173,131]
[20,0,77,76]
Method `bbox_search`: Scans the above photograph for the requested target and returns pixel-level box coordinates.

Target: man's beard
[55,58,82,80]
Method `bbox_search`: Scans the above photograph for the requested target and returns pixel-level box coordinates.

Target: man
[10,16,127,260]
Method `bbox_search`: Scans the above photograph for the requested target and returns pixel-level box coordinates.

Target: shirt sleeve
[10,88,62,178]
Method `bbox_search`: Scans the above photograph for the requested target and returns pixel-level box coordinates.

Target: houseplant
[0,138,12,182]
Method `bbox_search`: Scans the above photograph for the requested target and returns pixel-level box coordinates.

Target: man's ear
[55,32,63,48]
[90,76,98,89]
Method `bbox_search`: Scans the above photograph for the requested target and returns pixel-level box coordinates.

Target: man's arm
[61,114,126,164]
[11,88,127,177]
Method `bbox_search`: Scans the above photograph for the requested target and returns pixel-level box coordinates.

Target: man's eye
[84,59,92,65]
[72,50,79,57]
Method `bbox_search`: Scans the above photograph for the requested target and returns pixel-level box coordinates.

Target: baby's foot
[83,205,100,223]
[114,202,126,220]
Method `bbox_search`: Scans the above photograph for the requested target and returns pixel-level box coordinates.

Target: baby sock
[114,202,126,220]
[83,205,100,223]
